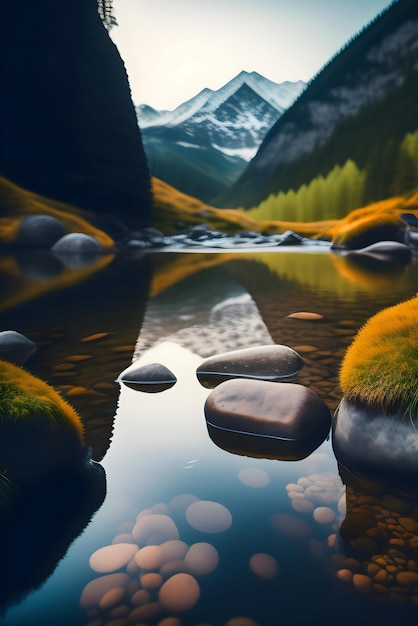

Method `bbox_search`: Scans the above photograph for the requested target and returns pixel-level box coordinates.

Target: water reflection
[0,252,152,461]
[332,465,418,605]
[0,450,105,612]
[1,249,418,625]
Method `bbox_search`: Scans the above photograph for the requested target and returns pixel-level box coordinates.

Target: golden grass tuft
[0,176,114,248]
[151,177,259,234]
[151,177,338,237]
[322,192,418,247]
[152,178,418,247]
[340,294,418,417]
[0,360,84,441]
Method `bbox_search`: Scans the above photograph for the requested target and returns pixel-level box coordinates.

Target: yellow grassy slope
[320,192,418,245]
[152,178,418,244]
[0,176,113,247]
[151,177,338,237]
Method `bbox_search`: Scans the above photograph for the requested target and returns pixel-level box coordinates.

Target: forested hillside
[219,0,418,222]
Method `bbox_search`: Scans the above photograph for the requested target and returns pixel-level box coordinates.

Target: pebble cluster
[81,493,271,626]
[327,483,418,604]
[286,472,345,521]
[283,469,418,605]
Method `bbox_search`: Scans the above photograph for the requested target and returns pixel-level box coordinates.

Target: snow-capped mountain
[137,71,306,160]
[136,71,306,203]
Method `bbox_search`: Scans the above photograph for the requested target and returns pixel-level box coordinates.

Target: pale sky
[110,0,395,111]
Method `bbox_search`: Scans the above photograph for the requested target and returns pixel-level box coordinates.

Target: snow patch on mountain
[214,145,259,161]
[136,71,306,132]
[138,75,305,162]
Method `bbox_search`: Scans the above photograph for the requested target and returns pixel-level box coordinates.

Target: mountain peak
[136,72,306,130]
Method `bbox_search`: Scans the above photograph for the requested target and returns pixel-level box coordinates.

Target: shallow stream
[1,247,418,626]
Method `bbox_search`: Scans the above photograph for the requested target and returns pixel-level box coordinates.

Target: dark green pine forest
[218,0,418,220]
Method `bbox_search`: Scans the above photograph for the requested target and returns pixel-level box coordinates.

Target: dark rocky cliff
[0,0,151,228]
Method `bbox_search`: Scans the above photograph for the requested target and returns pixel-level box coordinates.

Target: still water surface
[1,248,418,626]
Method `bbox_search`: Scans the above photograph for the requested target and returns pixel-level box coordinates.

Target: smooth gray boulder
[17,214,68,248]
[52,233,101,253]
[196,344,304,388]
[204,379,331,460]
[52,233,102,269]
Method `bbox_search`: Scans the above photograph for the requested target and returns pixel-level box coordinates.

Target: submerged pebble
[185,500,233,533]
[132,514,180,545]
[249,553,279,579]
[238,467,270,488]
[286,312,324,320]
[158,573,200,612]
[89,544,139,574]
[184,542,219,575]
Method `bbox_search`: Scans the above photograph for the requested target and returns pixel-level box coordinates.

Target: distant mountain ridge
[137,71,305,134]
[136,71,306,202]
[219,0,418,211]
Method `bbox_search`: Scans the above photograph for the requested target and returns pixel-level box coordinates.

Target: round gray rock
[120,362,177,393]
[0,330,37,364]
[52,233,102,269]
[196,344,304,388]
[17,214,68,248]
[52,233,101,253]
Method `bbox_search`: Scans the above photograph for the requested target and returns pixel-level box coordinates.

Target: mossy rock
[0,360,84,483]
[324,192,418,250]
[331,212,406,249]
[339,294,418,417]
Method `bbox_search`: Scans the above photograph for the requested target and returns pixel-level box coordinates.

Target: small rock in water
[196,344,304,388]
[120,362,177,393]
[52,233,102,268]
[0,330,37,364]
[204,379,331,460]
[286,312,324,320]
[279,230,305,246]
[52,232,101,252]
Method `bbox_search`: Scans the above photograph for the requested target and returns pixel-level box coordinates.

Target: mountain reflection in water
[0,248,418,625]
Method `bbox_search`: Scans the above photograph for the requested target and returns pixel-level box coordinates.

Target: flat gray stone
[120,362,177,393]
[196,344,304,388]
[204,379,331,460]
[0,330,37,364]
